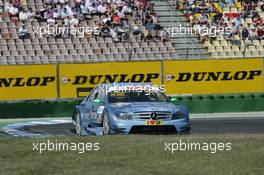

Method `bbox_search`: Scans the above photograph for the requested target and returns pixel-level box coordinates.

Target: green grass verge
[0,134,263,175]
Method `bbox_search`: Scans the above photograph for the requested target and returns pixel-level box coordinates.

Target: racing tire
[103,112,111,135]
[75,112,82,136]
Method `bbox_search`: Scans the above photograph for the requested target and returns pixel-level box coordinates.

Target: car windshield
[108,91,169,103]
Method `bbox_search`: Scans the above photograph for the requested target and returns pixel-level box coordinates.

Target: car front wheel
[75,112,82,135]
[103,112,111,135]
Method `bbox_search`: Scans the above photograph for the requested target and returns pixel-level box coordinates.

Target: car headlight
[116,112,133,120]
[171,111,184,120]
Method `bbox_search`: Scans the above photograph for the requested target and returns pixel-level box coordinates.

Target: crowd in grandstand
[178,0,264,43]
[2,0,167,42]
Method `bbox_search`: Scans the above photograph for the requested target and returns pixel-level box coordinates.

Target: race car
[72,83,191,135]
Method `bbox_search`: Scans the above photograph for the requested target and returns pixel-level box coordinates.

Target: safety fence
[1,93,264,118]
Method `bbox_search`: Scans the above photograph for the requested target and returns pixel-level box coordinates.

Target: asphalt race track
[24,116,264,136]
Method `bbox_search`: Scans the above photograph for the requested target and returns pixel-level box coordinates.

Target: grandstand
[0,0,263,65]
[164,0,264,58]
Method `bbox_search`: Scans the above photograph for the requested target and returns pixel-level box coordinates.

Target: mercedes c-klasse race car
[72,83,191,135]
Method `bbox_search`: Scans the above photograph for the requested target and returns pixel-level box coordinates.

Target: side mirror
[170,97,177,102]
[93,98,101,104]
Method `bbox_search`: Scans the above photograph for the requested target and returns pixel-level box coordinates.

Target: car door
[85,88,99,123]
[90,88,105,125]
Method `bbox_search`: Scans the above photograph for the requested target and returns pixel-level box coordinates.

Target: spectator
[18,24,30,39]
[229,22,238,38]
[145,30,154,41]
[19,8,28,22]
[256,24,264,40]
[61,7,70,18]
[122,3,132,16]
[253,15,263,26]
[70,15,79,26]
[101,24,111,38]
[53,9,61,19]
[45,0,53,5]
[111,12,121,26]
[7,3,19,17]
[110,26,119,42]
[226,0,235,8]
[248,24,257,40]
[102,14,111,26]
[3,0,168,44]
[97,3,107,16]
[241,27,249,40]
[160,29,170,42]
[44,9,53,21]
[12,0,20,8]
[27,8,35,19]
[198,13,208,25]
[232,17,241,28]
[144,13,154,30]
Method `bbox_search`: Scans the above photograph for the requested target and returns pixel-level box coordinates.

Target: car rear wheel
[103,112,110,135]
[75,112,82,135]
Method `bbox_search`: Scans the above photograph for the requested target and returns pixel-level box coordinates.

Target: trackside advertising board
[0,59,263,100]
[59,62,161,98]
[0,65,57,100]
[164,58,264,95]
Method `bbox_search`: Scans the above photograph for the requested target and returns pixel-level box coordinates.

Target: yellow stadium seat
[259,51,264,56]
[215,46,224,52]
[256,7,261,12]
[253,40,260,46]
[251,51,260,57]
[195,14,201,18]
[21,0,27,5]
[203,41,211,48]
[213,3,222,13]
[245,18,253,24]
[220,40,228,46]
[213,41,220,47]
[227,51,235,58]
[223,7,229,13]
[256,45,264,51]
[211,52,219,59]
[208,46,216,53]
[235,2,242,8]
[218,52,227,58]
[260,13,264,19]
[244,51,252,57]
[217,35,224,40]
[234,52,243,57]
[231,8,238,13]
[224,46,232,52]
[231,45,240,52]
[248,45,256,52]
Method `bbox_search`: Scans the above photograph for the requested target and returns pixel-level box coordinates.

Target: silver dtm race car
[72,83,191,135]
